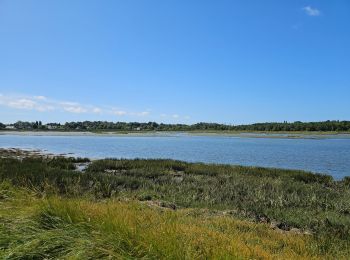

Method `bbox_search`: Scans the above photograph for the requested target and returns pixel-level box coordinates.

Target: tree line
[1,120,350,132]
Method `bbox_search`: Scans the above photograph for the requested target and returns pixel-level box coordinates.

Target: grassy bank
[1,182,345,259]
[1,151,350,258]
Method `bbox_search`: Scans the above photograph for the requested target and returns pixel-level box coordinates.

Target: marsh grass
[1,153,350,258]
[1,182,349,259]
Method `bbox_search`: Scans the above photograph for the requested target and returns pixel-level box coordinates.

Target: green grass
[1,152,350,258]
[1,182,349,259]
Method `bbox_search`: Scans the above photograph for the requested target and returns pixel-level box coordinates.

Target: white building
[47,125,58,130]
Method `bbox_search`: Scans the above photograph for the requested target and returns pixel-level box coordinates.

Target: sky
[0,0,349,124]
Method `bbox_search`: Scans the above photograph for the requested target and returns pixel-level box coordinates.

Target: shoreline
[1,130,350,139]
[0,147,347,180]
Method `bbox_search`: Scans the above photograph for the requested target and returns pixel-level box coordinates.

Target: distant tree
[33,121,38,129]
[6,120,350,132]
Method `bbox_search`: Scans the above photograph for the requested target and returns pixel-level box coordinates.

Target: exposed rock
[290,228,302,234]
[144,200,177,210]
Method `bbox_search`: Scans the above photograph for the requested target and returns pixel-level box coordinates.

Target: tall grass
[1,157,349,236]
[1,154,350,258]
[1,182,348,259]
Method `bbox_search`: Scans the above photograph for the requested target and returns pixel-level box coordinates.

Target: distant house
[135,127,141,131]
[46,123,60,130]
[5,125,15,129]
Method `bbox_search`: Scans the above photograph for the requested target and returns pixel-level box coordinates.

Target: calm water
[1,134,350,179]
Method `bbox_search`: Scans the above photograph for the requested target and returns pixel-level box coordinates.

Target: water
[1,134,350,179]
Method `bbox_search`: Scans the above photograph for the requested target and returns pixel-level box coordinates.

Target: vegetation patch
[0,150,350,258]
[2,120,350,132]
[1,183,349,259]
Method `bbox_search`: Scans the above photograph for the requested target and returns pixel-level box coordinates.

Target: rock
[256,214,270,224]
[304,230,313,235]
[290,228,302,234]
[277,222,290,231]
[270,220,279,229]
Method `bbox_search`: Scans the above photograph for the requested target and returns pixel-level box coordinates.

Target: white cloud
[137,111,150,116]
[126,111,151,117]
[0,93,150,117]
[33,95,47,100]
[1,97,54,112]
[0,93,193,121]
[8,98,37,110]
[63,106,87,114]
[112,110,127,116]
[160,113,190,121]
[92,107,102,114]
[303,6,321,16]
[59,101,80,106]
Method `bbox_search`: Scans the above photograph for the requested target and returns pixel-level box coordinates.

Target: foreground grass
[1,182,348,259]
[1,152,350,258]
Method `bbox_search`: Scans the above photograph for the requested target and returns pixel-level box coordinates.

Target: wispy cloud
[302,6,321,16]
[159,113,190,121]
[92,107,102,114]
[111,110,127,116]
[135,111,150,116]
[0,95,55,112]
[33,96,47,100]
[63,106,88,114]
[0,93,192,121]
[0,93,151,117]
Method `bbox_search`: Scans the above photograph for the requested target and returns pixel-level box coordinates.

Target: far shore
[1,130,350,139]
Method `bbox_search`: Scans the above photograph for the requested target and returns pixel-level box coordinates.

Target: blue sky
[0,0,349,124]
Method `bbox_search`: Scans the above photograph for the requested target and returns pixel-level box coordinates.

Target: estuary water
[1,133,350,179]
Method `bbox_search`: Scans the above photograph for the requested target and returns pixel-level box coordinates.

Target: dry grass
[1,182,348,259]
